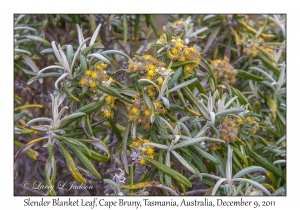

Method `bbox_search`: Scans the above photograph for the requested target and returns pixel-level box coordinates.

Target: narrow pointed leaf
[90,24,102,46]
[174,137,224,149]
[14,137,47,162]
[64,141,101,179]
[71,37,91,70]
[168,78,198,93]
[232,178,271,195]
[26,117,53,125]
[212,178,227,195]
[233,166,268,179]
[55,72,69,90]
[27,73,62,84]
[194,146,220,165]
[171,150,196,174]
[122,123,131,173]
[25,35,50,46]
[144,157,192,188]
[60,112,86,123]
[59,143,87,184]
[103,179,120,194]
[88,53,111,64]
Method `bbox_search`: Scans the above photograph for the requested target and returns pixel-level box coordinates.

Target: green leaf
[58,136,91,157]
[236,70,266,81]
[27,73,62,84]
[245,141,282,177]
[254,16,269,39]
[26,117,53,125]
[138,79,159,90]
[149,15,158,37]
[230,28,242,45]
[266,95,277,119]
[134,15,140,41]
[38,65,65,75]
[55,72,69,90]
[15,26,36,32]
[59,143,87,184]
[215,107,245,118]
[14,137,47,162]
[232,178,271,195]
[45,144,56,195]
[108,118,123,143]
[90,24,102,46]
[88,53,111,64]
[200,58,217,90]
[122,123,131,173]
[256,45,277,64]
[14,38,31,47]
[230,145,248,167]
[65,45,73,67]
[195,80,207,94]
[63,128,105,137]
[14,127,23,134]
[231,86,252,111]
[97,85,133,104]
[103,179,120,194]
[143,142,168,150]
[194,146,220,165]
[144,157,192,188]
[89,140,110,157]
[145,14,150,27]
[257,55,280,76]
[81,43,104,57]
[102,50,132,62]
[171,151,196,175]
[168,67,182,88]
[14,112,26,122]
[71,37,91,70]
[25,35,50,46]
[174,137,224,149]
[14,140,39,161]
[168,78,198,93]
[233,166,267,179]
[60,112,86,123]
[211,178,227,195]
[170,61,195,69]
[79,148,109,162]
[40,48,54,54]
[15,49,31,56]
[123,15,128,44]
[189,150,208,173]
[75,100,105,114]
[64,141,102,179]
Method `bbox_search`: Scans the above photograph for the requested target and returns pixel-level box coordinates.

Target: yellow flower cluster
[217,116,239,143]
[206,141,222,152]
[168,36,201,74]
[128,55,168,79]
[130,137,155,165]
[207,115,259,151]
[207,117,242,151]
[126,94,166,130]
[79,62,108,89]
[99,95,116,119]
[166,20,185,34]
[156,33,168,45]
[243,38,273,57]
[128,55,173,98]
[245,116,259,134]
[211,59,238,85]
